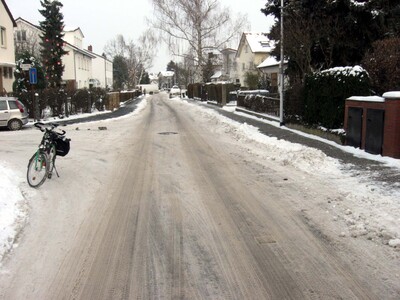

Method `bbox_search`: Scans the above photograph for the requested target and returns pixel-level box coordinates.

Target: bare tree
[136,29,158,84]
[104,30,158,87]
[149,0,247,79]
[104,34,129,59]
[14,29,42,59]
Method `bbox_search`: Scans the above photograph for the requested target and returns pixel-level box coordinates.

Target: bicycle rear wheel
[27,151,49,188]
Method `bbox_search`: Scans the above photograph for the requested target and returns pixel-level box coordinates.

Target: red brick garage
[344,92,400,159]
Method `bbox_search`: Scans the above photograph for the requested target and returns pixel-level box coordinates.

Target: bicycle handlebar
[34,122,65,135]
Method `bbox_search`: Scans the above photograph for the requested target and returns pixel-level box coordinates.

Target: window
[0,27,6,47]
[2,67,13,79]
[16,30,27,42]
[8,100,17,109]
[0,101,7,111]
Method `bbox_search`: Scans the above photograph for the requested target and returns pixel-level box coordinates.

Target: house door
[346,107,363,148]
[365,109,385,155]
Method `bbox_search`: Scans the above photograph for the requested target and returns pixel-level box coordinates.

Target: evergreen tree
[39,0,68,88]
[262,0,385,84]
[140,72,150,84]
[202,58,214,83]
[113,55,129,90]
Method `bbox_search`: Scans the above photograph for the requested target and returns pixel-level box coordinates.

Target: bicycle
[27,122,71,188]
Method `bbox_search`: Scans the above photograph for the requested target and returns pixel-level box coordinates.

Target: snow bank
[0,163,29,261]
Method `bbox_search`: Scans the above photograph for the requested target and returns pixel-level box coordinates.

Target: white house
[158,71,175,89]
[257,56,288,93]
[234,32,273,87]
[0,0,16,94]
[14,17,42,58]
[148,72,158,85]
[14,19,112,90]
[87,45,113,90]
[62,27,96,89]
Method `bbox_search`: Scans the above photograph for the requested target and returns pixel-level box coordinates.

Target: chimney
[88,45,93,52]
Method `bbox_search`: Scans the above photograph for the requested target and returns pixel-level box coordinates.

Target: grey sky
[6,0,274,72]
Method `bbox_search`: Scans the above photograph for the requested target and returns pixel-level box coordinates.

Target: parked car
[169,85,181,97]
[0,97,29,130]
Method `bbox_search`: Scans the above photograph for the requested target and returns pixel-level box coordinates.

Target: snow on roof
[159,71,174,77]
[257,56,288,69]
[244,32,273,53]
[383,91,400,99]
[210,71,222,79]
[347,96,384,102]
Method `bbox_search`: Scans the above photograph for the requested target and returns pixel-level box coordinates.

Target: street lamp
[279,0,284,126]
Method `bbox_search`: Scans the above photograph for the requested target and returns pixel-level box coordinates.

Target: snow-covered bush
[303,65,370,129]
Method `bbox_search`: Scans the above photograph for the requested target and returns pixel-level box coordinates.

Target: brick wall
[382,94,400,158]
[344,93,400,159]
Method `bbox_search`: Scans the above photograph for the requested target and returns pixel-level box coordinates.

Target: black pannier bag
[55,137,70,157]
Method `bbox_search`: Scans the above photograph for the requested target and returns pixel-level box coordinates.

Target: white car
[169,85,181,97]
[0,97,29,130]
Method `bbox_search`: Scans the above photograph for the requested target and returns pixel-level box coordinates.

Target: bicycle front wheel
[27,151,49,188]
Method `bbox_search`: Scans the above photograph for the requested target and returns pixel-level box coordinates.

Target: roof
[257,56,288,69]
[210,71,222,79]
[1,0,17,27]
[64,42,96,58]
[158,71,174,77]
[63,27,84,38]
[221,48,237,54]
[242,32,273,53]
[15,17,41,30]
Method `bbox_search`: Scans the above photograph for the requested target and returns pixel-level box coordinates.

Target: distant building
[158,71,175,89]
[0,0,16,94]
[86,45,113,90]
[257,56,288,93]
[220,48,237,82]
[14,17,41,58]
[60,27,94,89]
[14,19,113,90]
[148,72,158,85]
[234,32,273,88]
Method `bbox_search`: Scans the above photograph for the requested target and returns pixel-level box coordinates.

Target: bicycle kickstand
[53,164,60,178]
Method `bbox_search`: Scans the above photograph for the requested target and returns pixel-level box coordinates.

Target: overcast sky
[6,0,275,72]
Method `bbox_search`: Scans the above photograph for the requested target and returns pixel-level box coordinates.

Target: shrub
[303,66,370,129]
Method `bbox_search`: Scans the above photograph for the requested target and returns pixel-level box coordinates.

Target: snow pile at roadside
[0,163,29,261]
[185,99,342,176]
[174,97,400,247]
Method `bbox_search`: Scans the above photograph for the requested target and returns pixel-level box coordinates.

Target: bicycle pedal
[48,173,52,179]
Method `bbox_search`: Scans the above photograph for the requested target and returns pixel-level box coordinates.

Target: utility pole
[279,0,284,126]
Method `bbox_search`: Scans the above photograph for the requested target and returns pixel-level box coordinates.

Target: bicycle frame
[27,122,68,187]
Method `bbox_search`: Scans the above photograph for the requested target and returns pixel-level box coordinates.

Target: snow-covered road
[0,93,399,298]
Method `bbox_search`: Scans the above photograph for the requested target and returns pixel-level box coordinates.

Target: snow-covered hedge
[303,65,370,129]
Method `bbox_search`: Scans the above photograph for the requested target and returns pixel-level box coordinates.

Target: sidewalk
[200,102,400,188]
